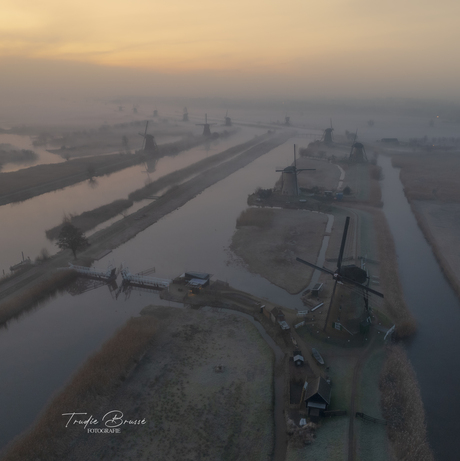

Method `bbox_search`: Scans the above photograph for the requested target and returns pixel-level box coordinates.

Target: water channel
[0,135,311,453]
[0,127,264,271]
[379,155,460,461]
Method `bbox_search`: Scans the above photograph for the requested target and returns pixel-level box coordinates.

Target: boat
[312,348,324,365]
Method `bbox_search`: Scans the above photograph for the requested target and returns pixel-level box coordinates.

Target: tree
[56,223,89,259]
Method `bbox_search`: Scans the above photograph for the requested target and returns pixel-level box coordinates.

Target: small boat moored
[312,348,324,365]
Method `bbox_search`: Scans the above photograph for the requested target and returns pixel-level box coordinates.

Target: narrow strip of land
[0,132,292,323]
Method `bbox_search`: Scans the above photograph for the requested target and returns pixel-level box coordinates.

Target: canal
[379,154,460,461]
[0,135,309,453]
[0,127,264,272]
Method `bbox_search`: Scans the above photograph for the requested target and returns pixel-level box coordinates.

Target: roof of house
[305,377,331,405]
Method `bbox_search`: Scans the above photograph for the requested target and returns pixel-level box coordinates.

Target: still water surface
[380,155,460,461]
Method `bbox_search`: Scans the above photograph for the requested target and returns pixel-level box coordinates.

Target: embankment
[0,269,77,326]
[0,135,210,206]
[44,135,269,239]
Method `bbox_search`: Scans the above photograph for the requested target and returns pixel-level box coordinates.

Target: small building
[270,307,285,324]
[311,283,323,297]
[381,138,399,144]
[293,350,304,367]
[278,320,290,331]
[304,377,331,417]
[180,272,211,286]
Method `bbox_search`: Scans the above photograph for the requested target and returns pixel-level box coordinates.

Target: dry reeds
[1,315,157,461]
[236,208,274,229]
[45,199,133,240]
[380,345,434,461]
[0,270,77,326]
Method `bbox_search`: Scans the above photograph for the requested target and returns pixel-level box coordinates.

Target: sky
[1,0,460,100]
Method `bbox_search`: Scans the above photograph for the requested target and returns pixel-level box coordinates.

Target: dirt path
[347,334,375,461]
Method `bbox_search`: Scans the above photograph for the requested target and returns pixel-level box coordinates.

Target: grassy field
[231,208,327,294]
[56,306,275,461]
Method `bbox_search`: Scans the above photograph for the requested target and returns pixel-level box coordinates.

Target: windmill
[348,130,367,163]
[182,107,189,122]
[285,116,291,126]
[296,216,383,332]
[322,119,334,144]
[138,121,157,153]
[224,110,232,126]
[196,113,215,137]
[276,145,315,196]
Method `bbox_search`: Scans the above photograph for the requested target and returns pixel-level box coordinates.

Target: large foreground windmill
[276,145,315,196]
[196,113,215,137]
[138,121,157,153]
[297,216,383,331]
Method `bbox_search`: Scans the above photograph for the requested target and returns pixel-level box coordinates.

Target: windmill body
[196,113,216,137]
[224,110,232,126]
[182,107,189,122]
[322,119,334,144]
[138,121,158,153]
[349,142,368,163]
[276,145,315,196]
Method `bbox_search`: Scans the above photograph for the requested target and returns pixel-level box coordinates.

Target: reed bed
[236,208,274,229]
[0,270,77,326]
[380,345,434,461]
[392,153,460,202]
[1,315,157,461]
[45,199,133,240]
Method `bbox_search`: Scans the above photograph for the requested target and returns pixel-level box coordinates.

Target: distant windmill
[138,121,157,153]
[276,145,315,196]
[196,113,215,137]
[182,107,189,122]
[322,119,334,144]
[348,130,367,163]
[224,110,232,126]
[285,116,291,126]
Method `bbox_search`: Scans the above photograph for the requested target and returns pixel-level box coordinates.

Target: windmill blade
[142,121,149,150]
[296,257,335,276]
[294,144,297,168]
[349,129,358,157]
[340,275,384,298]
[330,118,333,129]
[337,217,350,271]
[297,168,316,172]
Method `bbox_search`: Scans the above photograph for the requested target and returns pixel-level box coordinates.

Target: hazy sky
[1,0,459,100]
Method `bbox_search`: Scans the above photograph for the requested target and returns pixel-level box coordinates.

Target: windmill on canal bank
[322,119,334,144]
[276,145,315,196]
[196,114,215,137]
[138,121,158,153]
[297,216,384,335]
